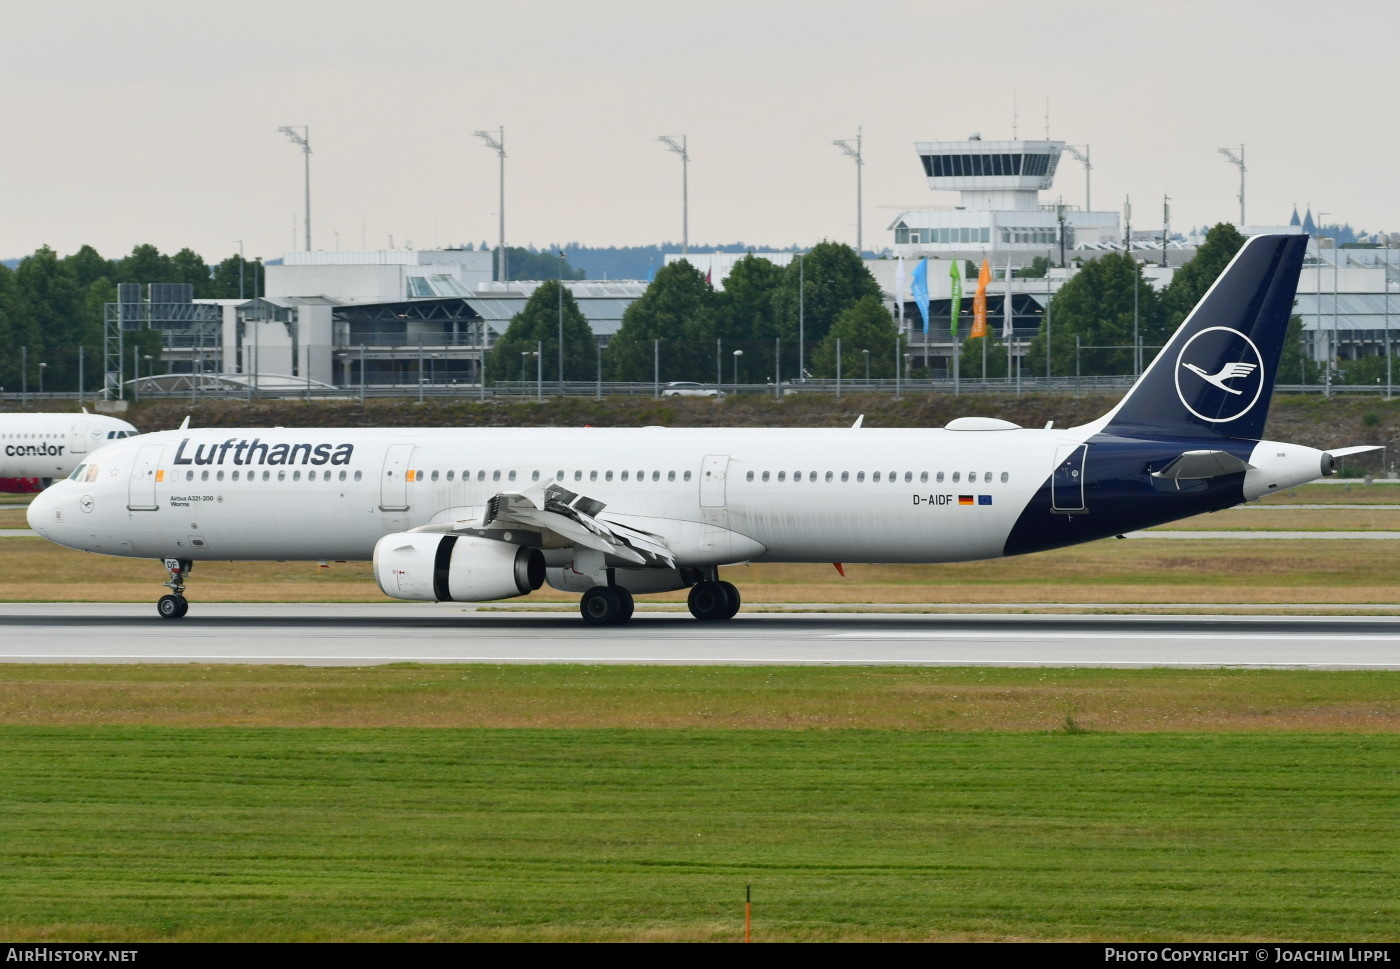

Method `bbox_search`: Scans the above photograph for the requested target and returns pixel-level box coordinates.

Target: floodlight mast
[658,135,689,255]
[832,127,864,254]
[475,127,508,283]
[1063,144,1091,212]
[278,126,311,250]
[1218,144,1246,226]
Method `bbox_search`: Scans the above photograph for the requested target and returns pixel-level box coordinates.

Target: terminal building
[102,130,1400,393]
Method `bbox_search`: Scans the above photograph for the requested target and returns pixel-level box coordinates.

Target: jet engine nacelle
[373,533,545,602]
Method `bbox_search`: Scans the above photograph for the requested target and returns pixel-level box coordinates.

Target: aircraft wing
[1150,450,1256,481]
[411,482,677,568]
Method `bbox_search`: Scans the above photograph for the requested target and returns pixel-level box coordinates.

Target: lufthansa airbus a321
[26,234,1375,623]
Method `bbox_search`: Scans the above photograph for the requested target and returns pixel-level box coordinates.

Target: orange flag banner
[970,258,991,338]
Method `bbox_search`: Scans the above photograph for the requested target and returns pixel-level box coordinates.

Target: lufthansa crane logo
[1174,326,1265,423]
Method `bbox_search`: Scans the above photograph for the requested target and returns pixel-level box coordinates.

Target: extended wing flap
[1151,449,1256,481]
[456,483,669,567]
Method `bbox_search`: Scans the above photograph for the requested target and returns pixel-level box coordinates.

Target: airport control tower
[889,135,1118,263]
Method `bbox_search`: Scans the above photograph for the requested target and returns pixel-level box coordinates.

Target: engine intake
[374,533,544,602]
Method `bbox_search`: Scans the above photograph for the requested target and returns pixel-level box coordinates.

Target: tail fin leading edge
[1099,233,1308,441]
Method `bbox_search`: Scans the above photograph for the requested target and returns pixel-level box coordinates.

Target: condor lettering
[5,443,64,458]
[171,437,354,467]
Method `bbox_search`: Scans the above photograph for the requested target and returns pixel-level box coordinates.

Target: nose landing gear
[158,558,192,619]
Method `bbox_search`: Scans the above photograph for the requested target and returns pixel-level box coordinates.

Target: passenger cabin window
[683,471,692,482]
[1001,472,1009,483]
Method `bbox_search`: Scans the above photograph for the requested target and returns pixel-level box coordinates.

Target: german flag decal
[958,495,974,505]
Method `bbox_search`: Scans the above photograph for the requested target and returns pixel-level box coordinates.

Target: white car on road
[661,381,723,398]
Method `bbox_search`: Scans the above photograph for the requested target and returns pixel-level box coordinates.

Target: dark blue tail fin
[1098,233,1308,441]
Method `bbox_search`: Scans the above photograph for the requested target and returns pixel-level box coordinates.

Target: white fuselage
[28,425,1095,565]
[0,413,140,479]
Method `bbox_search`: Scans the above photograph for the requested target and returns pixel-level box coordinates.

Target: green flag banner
[949,259,963,338]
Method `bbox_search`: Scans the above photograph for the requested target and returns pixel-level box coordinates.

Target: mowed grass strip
[9,536,1400,605]
[0,727,1396,942]
[0,665,1396,732]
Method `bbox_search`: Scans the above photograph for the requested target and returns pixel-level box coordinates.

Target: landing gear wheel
[159,558,193,619]
[717,581,741,620]
[581,586,629,626]
[688,580,733,621]
[616,588,635,622]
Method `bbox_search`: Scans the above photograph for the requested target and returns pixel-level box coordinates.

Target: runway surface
[2,602,1399,668]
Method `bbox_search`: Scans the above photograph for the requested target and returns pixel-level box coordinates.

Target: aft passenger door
[1051,443,1088,514]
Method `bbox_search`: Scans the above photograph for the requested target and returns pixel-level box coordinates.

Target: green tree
[170,248,213,295]
[15,246,81,390]
[772,241,880,377]
[485,280,596,385]
[1276,315,1312,385]
[1161,223,1246,330]
[503,247,584,282]
[1014,256,1051,279]
[715,253,784,381]
[116,244,174,286]
[606,260,717,382]
[809,295,902,379]
[63,245,114,288]
[1022,252,1165,378]
[210,254,263,299]
[958,328,1009,380]
[0,263,35,391]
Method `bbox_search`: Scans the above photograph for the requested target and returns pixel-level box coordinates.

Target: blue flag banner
[910,259,930,330]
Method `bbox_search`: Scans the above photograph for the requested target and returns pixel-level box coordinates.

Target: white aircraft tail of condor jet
[1,411,140,484]
[27,234,1379,622]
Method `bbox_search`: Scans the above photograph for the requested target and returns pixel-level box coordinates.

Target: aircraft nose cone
[26,486,55,535]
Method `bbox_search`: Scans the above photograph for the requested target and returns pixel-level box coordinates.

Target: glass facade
[919,153,1055,178]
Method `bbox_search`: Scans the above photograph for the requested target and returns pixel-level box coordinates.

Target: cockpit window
[68,464,86,481]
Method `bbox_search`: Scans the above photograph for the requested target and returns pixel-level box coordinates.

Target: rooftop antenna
[1012,91,1018,139]
[1044,96,1050,140]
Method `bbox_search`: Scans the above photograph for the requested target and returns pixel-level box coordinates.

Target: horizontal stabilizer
[1151,450,1256,481]
[1325,445,1383,458]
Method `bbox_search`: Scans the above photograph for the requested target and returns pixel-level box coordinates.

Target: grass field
[0,665,1397,942]
[4,475,1400,941]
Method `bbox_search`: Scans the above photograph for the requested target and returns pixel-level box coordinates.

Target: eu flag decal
[978,495,993,506]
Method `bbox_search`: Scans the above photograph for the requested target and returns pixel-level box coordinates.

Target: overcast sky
[1,0,1391,266]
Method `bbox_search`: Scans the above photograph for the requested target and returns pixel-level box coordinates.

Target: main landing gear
[577,572,741,625]
[688,578,740,621]
[580,585,634,626]
[157,558,192,619]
